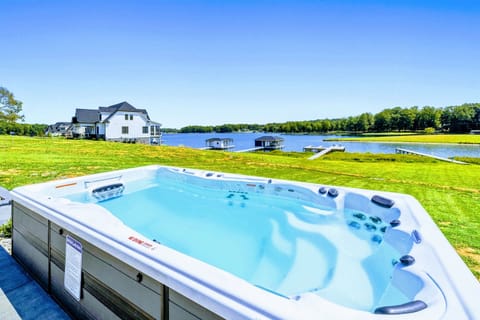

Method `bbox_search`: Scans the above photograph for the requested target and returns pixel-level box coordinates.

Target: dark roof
[100,101,150,122]
[46,122,71,133]
[205,138,233,142]
[51,122,71,128]
[255,136,284,142]
[74,109,99,123]
[99,101,137,113]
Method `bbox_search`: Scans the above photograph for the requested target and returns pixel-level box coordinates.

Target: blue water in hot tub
[68,177,408,311]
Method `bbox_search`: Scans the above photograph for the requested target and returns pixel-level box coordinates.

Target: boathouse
[254,136,284,150]
[205,138,234,150]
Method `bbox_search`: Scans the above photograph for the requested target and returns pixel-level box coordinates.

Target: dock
[303,145,326,153]
[200,145,235,150]
[395,148,468,164]
[236,147,265,153]
[307,145,345,160]
[236,136,285,153]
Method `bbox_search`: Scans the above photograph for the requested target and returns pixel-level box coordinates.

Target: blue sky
[2,0,479,128]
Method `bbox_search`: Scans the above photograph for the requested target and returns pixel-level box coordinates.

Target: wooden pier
[200,145,235,150]
[303,145,326,153]
[395,148,468,164]
[235,147,265,153]
[307,145,345,160]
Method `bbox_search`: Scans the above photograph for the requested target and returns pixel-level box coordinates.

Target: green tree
[374,109,392,132]
[322,119,332,132]
[442,104,476,132]
[389,107,403,131]
[0,87,24,123]
[357,113,374,132]
[398,107,417,131]
[474,106,480,129]
[416,106,441,130]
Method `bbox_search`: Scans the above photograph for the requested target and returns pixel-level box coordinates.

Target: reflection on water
[161,133,479,158]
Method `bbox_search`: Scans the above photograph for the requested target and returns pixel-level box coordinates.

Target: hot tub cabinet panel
[12,202,50,289]
[12,202,224,320]
[169,290,224,320]
[49,224,163,320]
[10,165,480,320]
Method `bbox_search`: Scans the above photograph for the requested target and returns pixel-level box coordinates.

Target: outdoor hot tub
[9,165,480,319]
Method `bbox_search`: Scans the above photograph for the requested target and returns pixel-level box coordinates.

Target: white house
[71,101,161,144]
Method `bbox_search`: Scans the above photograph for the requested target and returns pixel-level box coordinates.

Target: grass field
[326,133,480,144]
[1,136,479,279]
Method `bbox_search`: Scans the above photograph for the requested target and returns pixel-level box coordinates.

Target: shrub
[424,127,436,134]
[0,219,12,238]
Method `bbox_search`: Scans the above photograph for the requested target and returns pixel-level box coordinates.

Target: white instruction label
[64,235,83,301]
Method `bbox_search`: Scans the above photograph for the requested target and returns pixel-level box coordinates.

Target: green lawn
[1,136,479,279]
[326,133,480,144]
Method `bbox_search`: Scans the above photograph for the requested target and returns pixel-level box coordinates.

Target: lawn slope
[1,136,479,279]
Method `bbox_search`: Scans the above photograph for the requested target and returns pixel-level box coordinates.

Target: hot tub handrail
[374,300,428,315]
[84,175,123,188]
[0,186,12,207]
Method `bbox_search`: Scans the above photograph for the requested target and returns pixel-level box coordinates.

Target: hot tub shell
[9,165,480,319]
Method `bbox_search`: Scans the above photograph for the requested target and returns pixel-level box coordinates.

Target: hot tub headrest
[91,183,125,201]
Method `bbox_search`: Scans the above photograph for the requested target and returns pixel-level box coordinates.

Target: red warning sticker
[128,236,155,250]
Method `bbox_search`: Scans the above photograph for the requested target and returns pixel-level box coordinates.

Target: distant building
[45,122,72,137]
[70,101,161,144]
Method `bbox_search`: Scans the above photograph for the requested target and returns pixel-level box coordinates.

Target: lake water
[161,133,479,158]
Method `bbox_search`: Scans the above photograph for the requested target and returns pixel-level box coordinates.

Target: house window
[130,115,133,120]
[122,126,129,134]
[151,125,160,135]
[125,114,128,120]
[142,126,148,134]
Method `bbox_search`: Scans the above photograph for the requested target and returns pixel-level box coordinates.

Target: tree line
[0,87,47,136]
[179,104,480,134]
[179,123,264,133]
[0,122,48,136]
